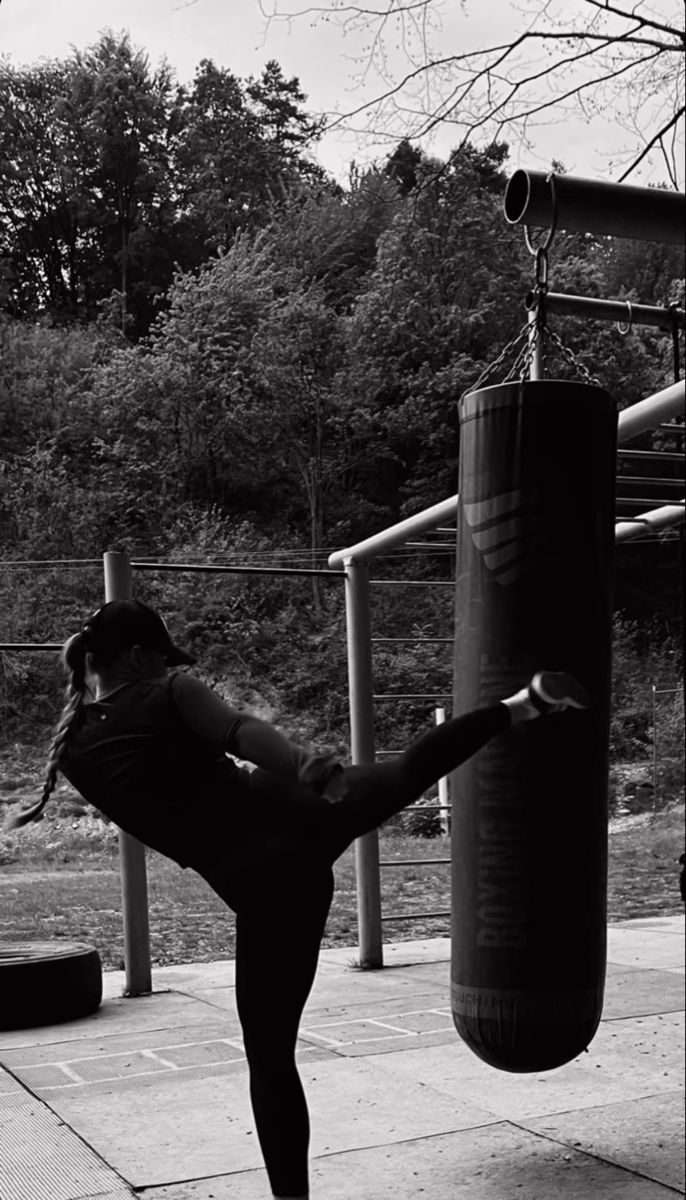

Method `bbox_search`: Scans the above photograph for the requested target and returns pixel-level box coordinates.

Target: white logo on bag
[462,489,546,585]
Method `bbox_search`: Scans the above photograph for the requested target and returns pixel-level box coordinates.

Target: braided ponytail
[4,632,90,831]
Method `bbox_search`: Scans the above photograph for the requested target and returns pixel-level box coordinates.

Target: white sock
[501,687,541,724]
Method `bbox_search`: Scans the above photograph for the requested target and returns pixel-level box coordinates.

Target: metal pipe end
[503,169,534,225]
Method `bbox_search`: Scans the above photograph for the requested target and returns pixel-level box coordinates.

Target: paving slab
[602,964,685,1018]
[0,990,226,1051]
[606,923,685,971]
[138,1123,681,1200]
[522,1091,685,1192]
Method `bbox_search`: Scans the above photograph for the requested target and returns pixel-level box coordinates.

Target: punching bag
[450,379,617,1073]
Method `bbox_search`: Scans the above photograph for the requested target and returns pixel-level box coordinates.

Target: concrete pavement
[1,916,684,1199]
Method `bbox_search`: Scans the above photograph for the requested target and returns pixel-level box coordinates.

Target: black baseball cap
[82,600,196,666]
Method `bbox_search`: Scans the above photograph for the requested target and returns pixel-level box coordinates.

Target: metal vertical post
[103,551,152,996]
[651,683,658,811]
[344,557,383,968]
[435,707,450,835]
[528,306,543,381]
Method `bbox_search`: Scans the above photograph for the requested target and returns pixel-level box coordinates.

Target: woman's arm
[170,671,312,778]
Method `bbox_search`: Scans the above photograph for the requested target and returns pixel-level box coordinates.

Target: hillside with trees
[0,32,683,801]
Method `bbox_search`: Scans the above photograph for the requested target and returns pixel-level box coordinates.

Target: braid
[4,632,89,831]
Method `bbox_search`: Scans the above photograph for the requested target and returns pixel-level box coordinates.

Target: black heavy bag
[450,379,617,1073]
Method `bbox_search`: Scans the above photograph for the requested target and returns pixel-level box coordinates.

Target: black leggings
[197,703,509,1197]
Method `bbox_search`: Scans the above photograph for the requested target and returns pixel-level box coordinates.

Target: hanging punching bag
[450,379,617,1073]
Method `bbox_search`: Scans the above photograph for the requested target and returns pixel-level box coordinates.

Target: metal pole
[327,495,459,568]
[528,307,543,381]
[526,291,685,331]
[435,708,450,835]
[617,380,685,443]
[614,502,684,543]
[344,558,383,968]
[651,684,658,812]
[103,551,152,997]
[504,170,685,246]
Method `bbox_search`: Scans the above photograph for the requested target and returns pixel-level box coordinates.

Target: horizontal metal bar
[406,805,450,813]
[405,541,456,549]
[0,559,102,568]
[617,449,685,461]
[371,579,454,588]
[616,497,685,506]
[528,290,685,329]
[373,693,452,700]
[380,860,451,867]
[616,476,683,486]
[660,424,685,433]
[371,637,453,644]
[0,643,63,651]
[131,560,343,579]
[381,911,450,922]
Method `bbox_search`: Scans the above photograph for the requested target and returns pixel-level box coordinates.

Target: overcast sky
[0,0,680,184]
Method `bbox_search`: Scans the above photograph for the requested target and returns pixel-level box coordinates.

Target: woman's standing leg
[205,850,334,1200]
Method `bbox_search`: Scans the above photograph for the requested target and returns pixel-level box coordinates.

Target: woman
[6,599,589,1200]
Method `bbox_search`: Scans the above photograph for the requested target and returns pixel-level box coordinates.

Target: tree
[257,166,402,310]
[261,0,685,186]
[176,59,324,253]
[65,31,179,335]
[0,34,185,332]
[247,59,325,169]
[344,143,529,515]
[0,59,90,316]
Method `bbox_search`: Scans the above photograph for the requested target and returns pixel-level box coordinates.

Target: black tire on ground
[0,941,103,1030]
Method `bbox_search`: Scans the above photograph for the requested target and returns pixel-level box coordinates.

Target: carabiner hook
[617,300,634,336]
[524,173,558,256]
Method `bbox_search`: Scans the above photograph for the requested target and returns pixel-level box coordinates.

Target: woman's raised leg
[325,671,589,856]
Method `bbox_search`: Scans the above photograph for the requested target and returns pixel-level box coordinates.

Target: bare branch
[583,0,684,41]
[262,0,684,184]
[617,104,685,179]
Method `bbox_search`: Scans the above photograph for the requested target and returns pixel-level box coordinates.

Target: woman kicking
[6,599,589,1200]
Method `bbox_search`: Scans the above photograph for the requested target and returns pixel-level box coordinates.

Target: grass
[0,802,683,971]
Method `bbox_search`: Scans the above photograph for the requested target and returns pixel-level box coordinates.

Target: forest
[0,31,683,797]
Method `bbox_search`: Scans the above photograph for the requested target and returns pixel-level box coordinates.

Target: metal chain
[467,321,531,393]
[542,326,602,388]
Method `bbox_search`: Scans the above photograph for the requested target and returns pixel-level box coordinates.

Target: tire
[0,941,103,1030]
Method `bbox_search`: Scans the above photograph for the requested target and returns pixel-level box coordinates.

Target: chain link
[467,320,531,393]
[542,326,602,388]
